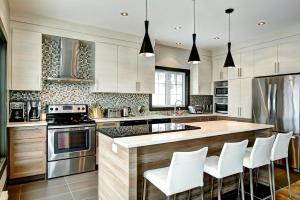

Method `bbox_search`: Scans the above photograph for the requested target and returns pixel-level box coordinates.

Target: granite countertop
[99,120,274,148]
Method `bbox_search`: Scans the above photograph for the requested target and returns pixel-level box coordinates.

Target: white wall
[155,44,211,69]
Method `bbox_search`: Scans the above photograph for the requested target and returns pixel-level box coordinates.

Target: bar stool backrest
[250,135,275,168]
[270,132,293,161]
[167,147,208,195]
[218,140,248,178]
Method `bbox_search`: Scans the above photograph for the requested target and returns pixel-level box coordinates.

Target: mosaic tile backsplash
[9,35,213,115]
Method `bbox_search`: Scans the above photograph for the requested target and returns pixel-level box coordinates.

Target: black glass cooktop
[97,123,201,138]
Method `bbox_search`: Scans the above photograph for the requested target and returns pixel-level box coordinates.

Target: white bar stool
[142,147,208,200]
[270,131,293,199]
[204,140,248,200]
[243,135,275,200]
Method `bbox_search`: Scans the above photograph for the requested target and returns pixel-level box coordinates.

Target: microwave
[215,103,228,114]
[215,87,228,97]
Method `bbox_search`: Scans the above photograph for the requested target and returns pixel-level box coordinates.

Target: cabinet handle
[239,68,242,78]
[274,62,277,73]
[240,107,242,117]
[277,62,280,73]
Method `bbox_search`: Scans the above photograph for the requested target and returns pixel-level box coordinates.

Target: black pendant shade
[188,33,200,64]
[224,42,235,67]
[140,20,154,57]
[224,8,235,68]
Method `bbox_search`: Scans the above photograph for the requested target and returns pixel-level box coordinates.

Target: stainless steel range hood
[44,36,95,83]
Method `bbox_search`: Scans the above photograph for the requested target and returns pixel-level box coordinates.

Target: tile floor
[8,171,97,200]
[7,166,300,200]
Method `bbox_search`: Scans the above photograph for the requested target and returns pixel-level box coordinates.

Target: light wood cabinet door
[277,40,300,75]
[117,46,138,93]
[11,29,42,91]
[9,126,46,179]
[240,78,253,119]
[137,55,155,94]
[94,42,118,93]
[228,79,240,118]
[254,46,277,77]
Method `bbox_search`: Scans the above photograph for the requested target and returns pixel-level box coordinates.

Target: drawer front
[9,126,46,140]
[97,122,120,128]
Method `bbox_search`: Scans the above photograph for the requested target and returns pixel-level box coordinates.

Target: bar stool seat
[143,147,208,200]
[203,156,220,178]
[144,167,169,195]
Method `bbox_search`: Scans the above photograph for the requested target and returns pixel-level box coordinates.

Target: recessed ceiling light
[176,42,182,45]
[121,12,128,16]
[213,37,220,40]
[174,26,182,30]
[258,21,266,26]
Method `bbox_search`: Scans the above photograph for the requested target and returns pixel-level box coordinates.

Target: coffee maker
[27,100,41,121]
[9,102,26,122]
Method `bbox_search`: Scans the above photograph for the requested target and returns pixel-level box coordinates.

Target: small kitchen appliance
[46,104,96,179]
[104,108,121,118]
[9,102,26,122]
[27,100,41,121]
[121,107,131,117]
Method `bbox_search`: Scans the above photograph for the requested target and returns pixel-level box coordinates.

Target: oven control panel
[46,104,87,114]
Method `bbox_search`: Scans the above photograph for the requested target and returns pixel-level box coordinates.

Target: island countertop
[98,120,274,148]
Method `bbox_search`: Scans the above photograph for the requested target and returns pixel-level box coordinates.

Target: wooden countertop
[104,120,273,148]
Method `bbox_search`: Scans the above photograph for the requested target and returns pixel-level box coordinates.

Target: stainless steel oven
[215,103,228,114]
[46,104,96,179]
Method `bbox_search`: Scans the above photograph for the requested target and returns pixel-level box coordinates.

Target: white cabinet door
[198,59,212,95]
[240,78,253,119]
[228,52,240,80]
[94,42,118,93]
[190,64,199,95]
[117,46,138,93]
[228,79,240,118]
[137,55,155,94]
[213,57,226,81]
[277,40,300,75]
[11,29,42,91]
[240,51,254,78]
[253,46,277,77]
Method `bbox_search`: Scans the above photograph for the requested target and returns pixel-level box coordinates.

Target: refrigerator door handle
[267,84,272,118]
[272,83,277,125]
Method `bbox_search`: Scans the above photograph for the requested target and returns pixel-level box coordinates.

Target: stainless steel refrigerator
[253,74,300,171]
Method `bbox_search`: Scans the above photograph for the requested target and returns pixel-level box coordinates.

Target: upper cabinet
[228,51,254,80]
[137,55,155,94]
[11,29,42,91]
[254,40,300,77]
[93,42,118,93]
[212,56,227,82]
[93,43,155,94]
[117,46,138,93]
[190,58,212,95]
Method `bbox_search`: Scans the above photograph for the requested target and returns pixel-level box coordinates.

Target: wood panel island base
[98,120,273,200]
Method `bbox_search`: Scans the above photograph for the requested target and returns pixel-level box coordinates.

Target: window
[150,66,190,110]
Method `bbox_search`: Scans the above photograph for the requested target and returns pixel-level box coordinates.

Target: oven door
[48,124,96,161]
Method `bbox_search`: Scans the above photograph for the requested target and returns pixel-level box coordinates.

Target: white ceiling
[8,0,300,50]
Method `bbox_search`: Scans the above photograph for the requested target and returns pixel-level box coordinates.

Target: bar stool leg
[200,187,204,200]
[217,179,222,200]
[173,194,176,200]
[268,164,274,200]
[211,177,214,200]
[143,178,147,200]
[285,157,292,199]
[166,196,171,200]
[188,190,191,200]
[271,161,276,199]
[240,172,245,200]
[249,169,254,200]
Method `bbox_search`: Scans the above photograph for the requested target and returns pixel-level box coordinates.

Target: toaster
[104,108,121,118]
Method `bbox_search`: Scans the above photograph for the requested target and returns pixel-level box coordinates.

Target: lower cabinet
[9,126,46,179]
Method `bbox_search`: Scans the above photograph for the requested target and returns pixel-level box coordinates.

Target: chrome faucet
[173,100,183,116]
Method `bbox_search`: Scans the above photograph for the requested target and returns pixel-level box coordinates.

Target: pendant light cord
[193,0,196,34]
[228,13,231,42]
[146,0,148,20]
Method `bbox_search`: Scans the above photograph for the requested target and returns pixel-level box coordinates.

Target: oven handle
[48,124,96,129]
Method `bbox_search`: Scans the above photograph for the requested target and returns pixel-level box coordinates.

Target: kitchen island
[98,120,273,200]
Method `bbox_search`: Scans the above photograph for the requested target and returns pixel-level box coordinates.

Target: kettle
[121,107,131,117]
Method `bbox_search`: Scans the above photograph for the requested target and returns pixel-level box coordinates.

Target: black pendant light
[224,8,235,68]
[139,0,154,57]
[188,0,201,64]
